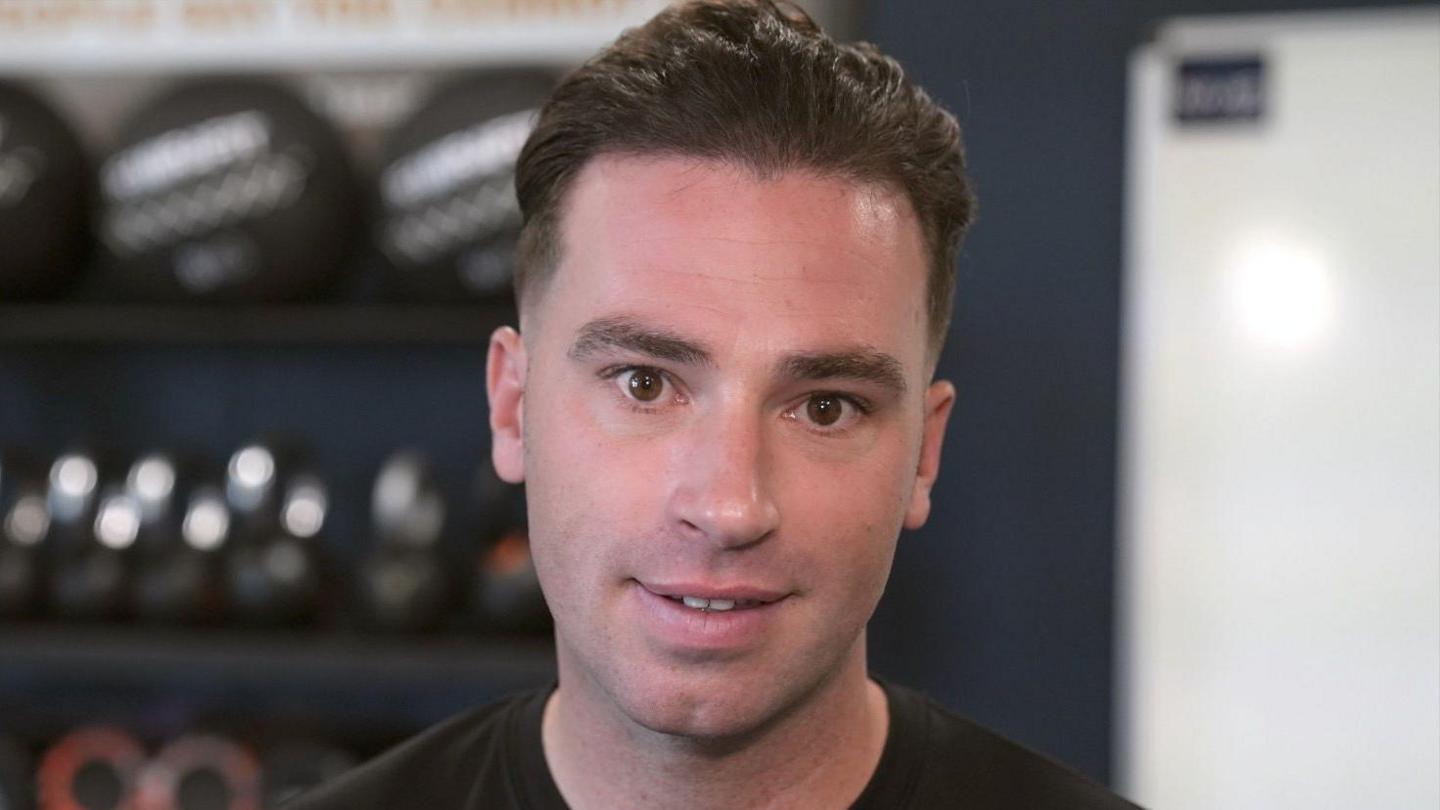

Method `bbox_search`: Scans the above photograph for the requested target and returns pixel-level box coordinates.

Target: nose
[666,406,781,550]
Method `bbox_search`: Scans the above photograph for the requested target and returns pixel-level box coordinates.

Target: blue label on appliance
[1175,57,1264,123]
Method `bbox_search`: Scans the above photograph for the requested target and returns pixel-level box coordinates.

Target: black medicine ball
[375,71,555,301]
[97,79,360,302]
[0,80,92,301]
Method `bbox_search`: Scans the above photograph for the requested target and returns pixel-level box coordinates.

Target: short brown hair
[514,0,975,353]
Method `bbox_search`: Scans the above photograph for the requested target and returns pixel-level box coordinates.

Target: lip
[639,581,789,604]
[631,579,790,654]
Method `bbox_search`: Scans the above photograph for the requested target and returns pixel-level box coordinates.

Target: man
[291,2,1139,807]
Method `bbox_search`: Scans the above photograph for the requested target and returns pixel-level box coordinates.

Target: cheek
[521,387,666,590]
[778,445,911,591]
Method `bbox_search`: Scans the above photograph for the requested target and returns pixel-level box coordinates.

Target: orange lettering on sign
[296,0,394,23]
[182,0,273,28]
[0,0,156,32]
[423,0,623,21]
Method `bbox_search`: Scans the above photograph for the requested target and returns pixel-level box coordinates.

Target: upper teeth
[681,596,737,611]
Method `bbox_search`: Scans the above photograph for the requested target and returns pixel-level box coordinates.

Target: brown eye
[806,394,843,426]
[626,369,664,402]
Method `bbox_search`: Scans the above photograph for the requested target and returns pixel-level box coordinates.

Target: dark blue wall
[861,0,1428,786]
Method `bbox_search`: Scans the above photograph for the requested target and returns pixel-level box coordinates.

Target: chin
[634,698,772,744]
[618,667,791,743]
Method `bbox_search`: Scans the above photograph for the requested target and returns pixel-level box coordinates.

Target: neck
[542,643,889,810]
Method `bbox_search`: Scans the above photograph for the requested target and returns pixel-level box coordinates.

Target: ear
[486,326,528,484]
[903,379,955,530]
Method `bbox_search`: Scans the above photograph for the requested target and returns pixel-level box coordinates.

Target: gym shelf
[0,625,555,739]
[0,304,513,345]
[0,625,554,686]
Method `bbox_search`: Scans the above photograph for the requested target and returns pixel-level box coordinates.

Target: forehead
[540,155,930,370]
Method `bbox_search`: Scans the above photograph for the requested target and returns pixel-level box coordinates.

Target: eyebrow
[781,349,908,397]
[569,316,714,366]
[568,315,908,396]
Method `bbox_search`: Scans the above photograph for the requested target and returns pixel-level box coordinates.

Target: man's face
[487,155,953,740]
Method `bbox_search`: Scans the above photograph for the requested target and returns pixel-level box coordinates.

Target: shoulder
[884,682,1143,810]
[281,690,536,810]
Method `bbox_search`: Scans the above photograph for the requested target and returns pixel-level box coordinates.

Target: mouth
[637,581,789,613]
[630,579,790,652]
[664,595,762,612]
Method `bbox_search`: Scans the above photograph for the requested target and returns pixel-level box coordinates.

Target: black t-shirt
[285,679,1141,809]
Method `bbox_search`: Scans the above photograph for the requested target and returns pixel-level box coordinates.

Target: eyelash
[597,364,873,434]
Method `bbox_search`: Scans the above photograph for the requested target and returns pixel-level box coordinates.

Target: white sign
[0,0,675,71]
[1120,8,1440,810]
